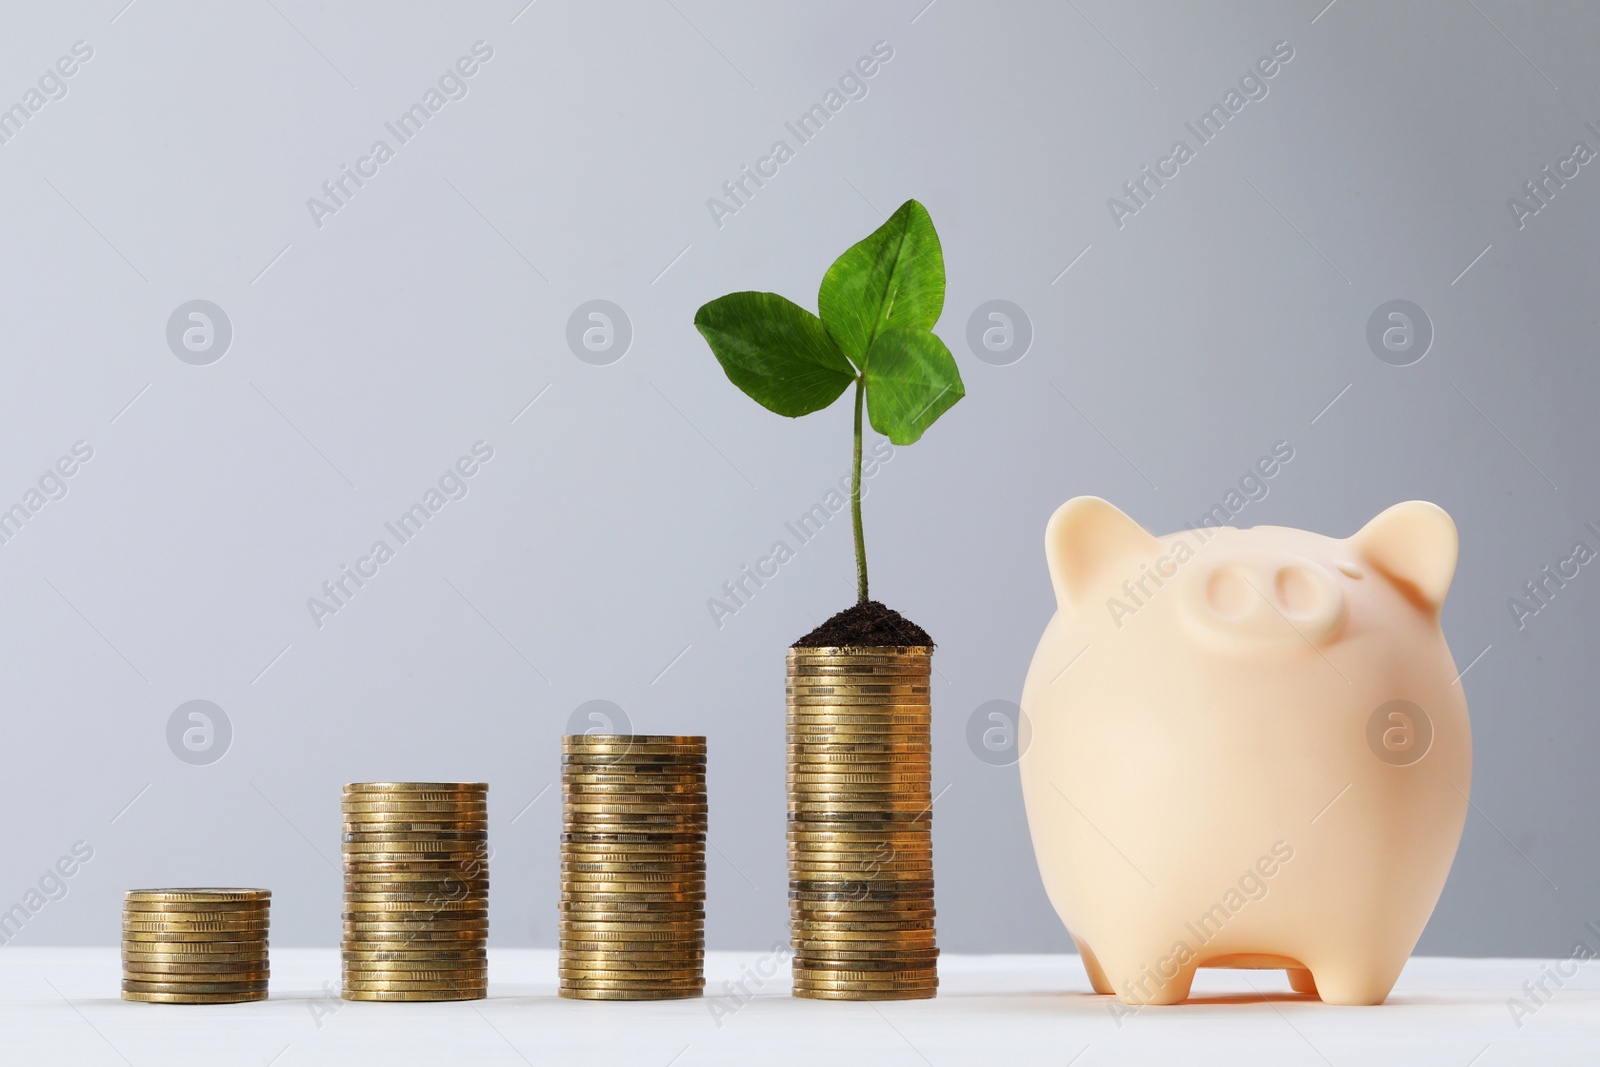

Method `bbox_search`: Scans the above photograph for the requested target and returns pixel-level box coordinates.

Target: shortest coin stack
[561,735,707,1001]
[342,782,490,1002]
[122,889,270,1004]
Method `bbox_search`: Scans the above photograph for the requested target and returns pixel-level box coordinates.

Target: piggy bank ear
[1045,497,1161,610]
[1350,501,1458,612]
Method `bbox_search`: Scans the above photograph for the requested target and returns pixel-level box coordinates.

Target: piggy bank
[1019,497,1471,1006]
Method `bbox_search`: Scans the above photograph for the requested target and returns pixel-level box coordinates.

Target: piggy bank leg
[1094,937,1198,1005]
[1071,936,1114,995]
[1298,951,1405,1006]
[1286,968,1317,995]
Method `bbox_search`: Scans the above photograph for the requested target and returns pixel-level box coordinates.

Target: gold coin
[122,960,267,974]
[794,965,937,979]
[561,860,704,872]
[563,777,705,789]
[793,939,937,953]
[341,806,487,817]
[786,664,930,676]
[558,987,701,1001]
[121,939,267,955]
[786,690,931,702]
[342,898,487,911]
[342,918,487,931]
[342,961,485,974]
[560,978,705,991]
[556,927,703,941]
[344,862,488,876]
[122,899,269,914]
[791,987,934,1001]
[343,872,489,884]
[791,925,936,938]
[344,782,487,793]
[341,988,485,1002]
[342,979,487,993]
[560,898,702,911]
[124,888,270,904]
[560,949,705,963]
[786,727,931,739]
[123,990,268,1004]
[558,960,702,974]
[796,972,940,991]
[785,678,929,690]
[558,972,702,986]
[343,891,489,905]
[794,944,939,957]
[122,930,269,943]
[562,896,705,908]
[788,838,931,848]
[785,713,932,724]
[786,743,931,755]
[343,831,487,843]
[122,913,270,926]
[562,871,705,884]
[121,913,269,928]
[123,952,268,966]
[342,839,487,852]
[792,980,938,993]
[561,752,707,763]
[563,803,708,816]
[563,736,705,749]
[788,827,931,840]
[562,815,707,825]
[122,979,269,994]
[560,837,704,849]
[341,945,484,957]
[341,953,485,963]
[787,645,930,656]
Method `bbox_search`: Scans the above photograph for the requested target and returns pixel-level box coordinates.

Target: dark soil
[792,600,933,649]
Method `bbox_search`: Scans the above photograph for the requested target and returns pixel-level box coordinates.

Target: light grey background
[0,0,1592,957]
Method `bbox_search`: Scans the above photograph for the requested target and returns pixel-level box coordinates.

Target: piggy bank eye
[1204,565,1256,620]
[1337,562,1364,579]
[1275,565,1323,618]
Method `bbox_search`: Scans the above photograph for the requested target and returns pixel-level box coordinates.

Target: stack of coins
[121,888,270,1003]
[560,734,707,1000]
[341,782,489,1002]
[787,646,938,999]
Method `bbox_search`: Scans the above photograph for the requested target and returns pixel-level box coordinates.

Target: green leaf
[694,291,858,417]
[818,199,945,370]
[863,328,965,445]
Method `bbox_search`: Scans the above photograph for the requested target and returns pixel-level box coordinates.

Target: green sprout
[694,200,964,604]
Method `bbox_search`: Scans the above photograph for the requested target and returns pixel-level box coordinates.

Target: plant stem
[852,376,868,604]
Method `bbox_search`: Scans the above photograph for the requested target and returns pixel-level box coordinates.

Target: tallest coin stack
[786,645,938,999]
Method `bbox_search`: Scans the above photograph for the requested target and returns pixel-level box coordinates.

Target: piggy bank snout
[1195,557,1345,643]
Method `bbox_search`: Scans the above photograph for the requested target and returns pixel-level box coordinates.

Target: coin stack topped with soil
[121,888,271,1003]
[787,640,938,999]
[341,782,489,1001]
[560,734,707,1000]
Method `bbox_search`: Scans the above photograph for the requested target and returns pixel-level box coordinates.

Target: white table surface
[0,949,1591,1065]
